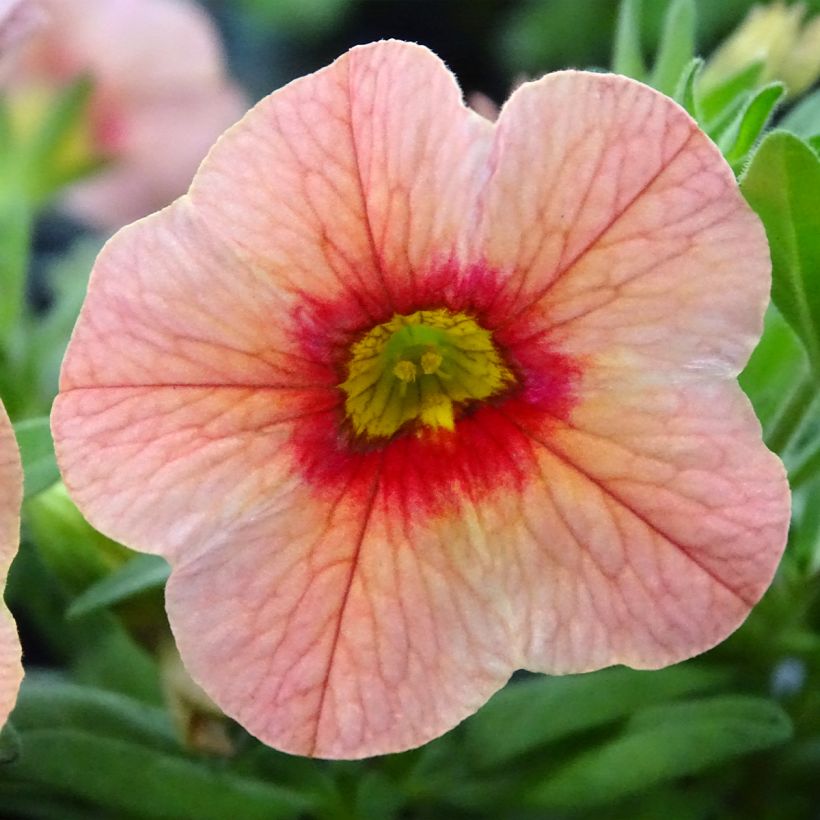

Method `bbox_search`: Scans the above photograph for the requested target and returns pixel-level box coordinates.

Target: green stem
[766,377,817,455]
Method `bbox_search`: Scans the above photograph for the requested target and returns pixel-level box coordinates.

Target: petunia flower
[4,0,245,229]
[52,41,790,759]
[0,400,23,728]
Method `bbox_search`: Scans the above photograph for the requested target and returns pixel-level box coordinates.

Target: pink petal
[52,43,789,759]
[479,72,769,376]
[190,40,493,313]
[0,402,22,726]
[506,379,788,672]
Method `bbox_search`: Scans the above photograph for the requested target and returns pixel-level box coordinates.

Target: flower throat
[341,309,515,439]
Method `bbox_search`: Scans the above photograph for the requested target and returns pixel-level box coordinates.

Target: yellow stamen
[340,309,515,439]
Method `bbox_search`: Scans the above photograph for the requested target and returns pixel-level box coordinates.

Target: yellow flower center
[341,309,515,439]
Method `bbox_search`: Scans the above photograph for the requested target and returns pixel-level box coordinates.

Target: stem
[766,377,817,455]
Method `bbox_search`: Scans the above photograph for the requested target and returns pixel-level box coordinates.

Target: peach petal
[480,72,769,376]
[0,402,22,726]
[505,379,789,672]
[58,202,336,392]
[190,40,493,313]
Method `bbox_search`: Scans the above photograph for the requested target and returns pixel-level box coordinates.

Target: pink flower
[52,41,790,759]
[0,1,45,65]
[0,401,22,727]
[6,0,245,229]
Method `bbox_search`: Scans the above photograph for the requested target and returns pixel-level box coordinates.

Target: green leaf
[526,696,791,809]
[650,0,697,95]
[464,664,729,768]
[809,134,820,155]
[721,82,785,167]
[701,60,764,124]
[1,729,315,820]
[674,57,703,119]
[612,0,646,79]
[741,131,820,369]
[67,554,170,619]
[739,306,808,433]
[0,721,20,763]
[12,674,176,752]
[719,83,785,171]
[13,417,58,499]
[780,89,820,140]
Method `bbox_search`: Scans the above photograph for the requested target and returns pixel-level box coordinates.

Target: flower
[0,401,22,727]
[702,2,820,98]
[0,0,45,68]
[4,0,245,228]
[52,41,790,759]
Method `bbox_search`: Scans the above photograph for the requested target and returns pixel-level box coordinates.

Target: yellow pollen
[393,360,418,383]
[340,309,515,439]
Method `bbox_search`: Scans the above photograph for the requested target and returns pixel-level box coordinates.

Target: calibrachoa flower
[52,41,790,759]
[0,401,22,727]
[4,0,245,228]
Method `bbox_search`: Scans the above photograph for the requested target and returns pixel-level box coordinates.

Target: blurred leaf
[13,416,58,498]
[26,482,131,595]
[810,134,820,154]
[720,83,785,171]
[780,88,820,138]
[701,60,764,123]
[674,57,704,118]
[236,0,352,33]
[23,75,95,202]
[650,0,697,95]
[354,771,404,820]
[0,721,20,763]
[741,131,820,368]
[464,664,729,768]
[739,306,808,433]
[68,554,170,620]
[12,673,176,752]
[29,237,100,410]
[613,0,646,78]
[526,696,791,809]
[1,729,314,820]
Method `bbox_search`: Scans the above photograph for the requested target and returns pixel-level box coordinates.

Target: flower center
[341,309,515,439]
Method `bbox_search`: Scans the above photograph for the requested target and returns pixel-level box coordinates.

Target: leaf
[741,131,820,369]
[612,0,646,79]
[1,729,314,820]
[674,57,703,119]
[700,60,764,124]
[0,721,20,763]
[739,306,808,433]
[650,0,697,95]
[526,696,792,809]
[780,89,820,140]
[11,673,176,752]
[13,417,58,499]
[67,554,170,619]
[719,83,785,171]
[464,664,729,768]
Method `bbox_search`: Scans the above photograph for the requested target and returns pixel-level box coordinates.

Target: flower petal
[189,40,493,315]
[0,402,22,726]
[480,72,769,376]
[502,378,789,672]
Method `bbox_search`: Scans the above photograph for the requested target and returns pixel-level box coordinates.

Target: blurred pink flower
[6,0,246,229]
[53,42,790,758]
[0,402,22,727]
[0,0,45,64]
